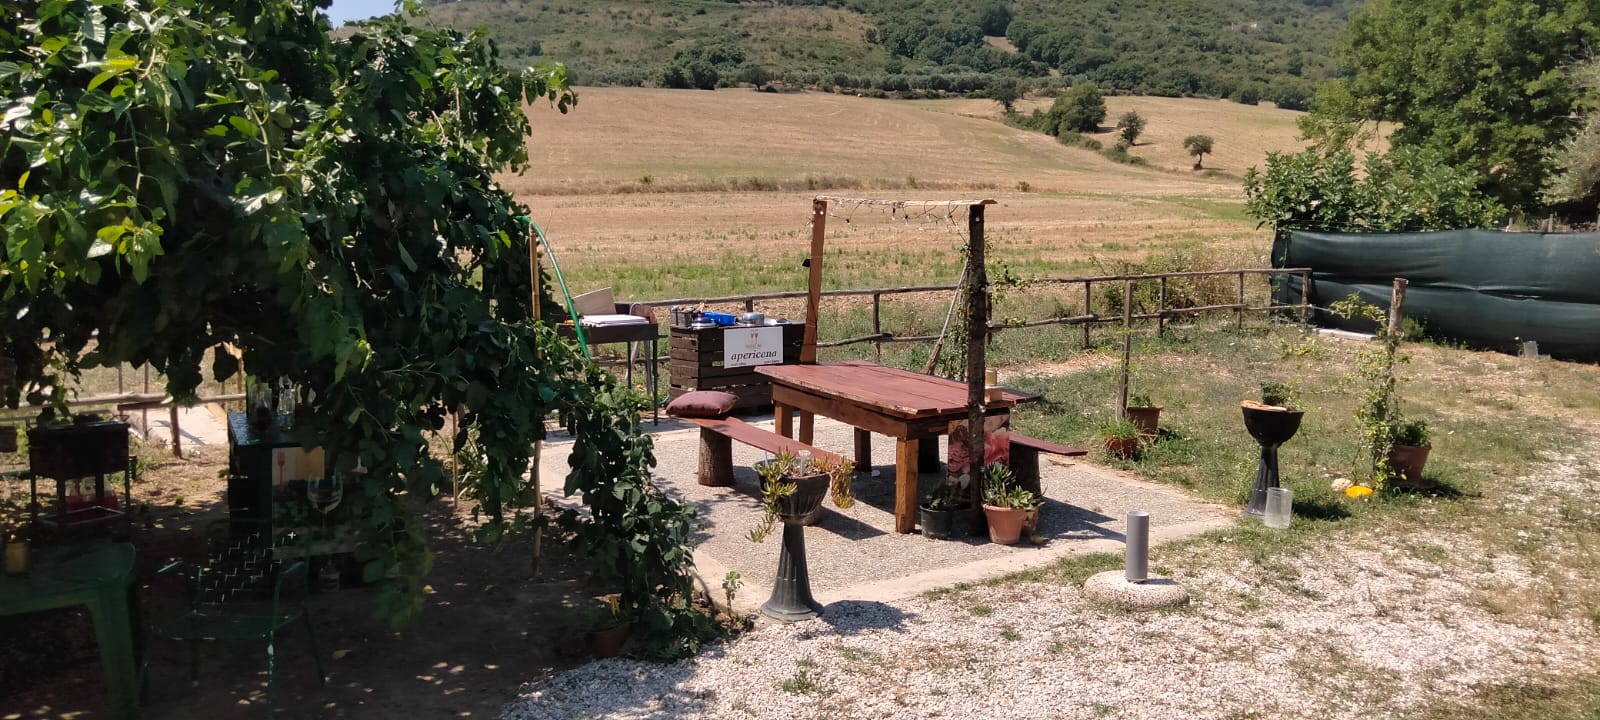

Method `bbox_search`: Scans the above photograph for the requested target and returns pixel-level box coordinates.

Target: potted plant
[584,593,633,658]
[1125,393,1162,436]
[1101,418,1142,460]
[0,425,16,454]
[0,351,14,389]
[919,483,966,540]
[980,462,1032,545]
[748,451,850,542]
[1241,382,1305,518]
[1387,419,1432,488]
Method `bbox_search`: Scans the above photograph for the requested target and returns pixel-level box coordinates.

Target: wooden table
[756,361,1038,533]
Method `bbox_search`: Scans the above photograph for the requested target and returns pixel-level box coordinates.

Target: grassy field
[515,86,1307,305]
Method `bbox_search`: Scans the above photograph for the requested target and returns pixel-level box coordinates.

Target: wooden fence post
[1388,277,1408,337]
[1157,276,1168,337]
[1118,280,1132,419]
[871,292,882,364]
[1236,271,1245,330]
[964,203,989,532]
[1082,281,1092,349]
[1300,270,1310,326]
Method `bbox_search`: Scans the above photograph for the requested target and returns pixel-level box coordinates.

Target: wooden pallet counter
[669,323,805,410]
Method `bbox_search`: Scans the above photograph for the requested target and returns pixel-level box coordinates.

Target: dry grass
[515,87,1291,300]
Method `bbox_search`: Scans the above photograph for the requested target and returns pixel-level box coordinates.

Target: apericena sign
[724,326,782,368]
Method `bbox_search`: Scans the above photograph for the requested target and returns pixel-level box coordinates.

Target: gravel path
[511,428,1600,720]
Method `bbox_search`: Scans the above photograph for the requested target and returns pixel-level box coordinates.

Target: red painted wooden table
[756,361,1037,533]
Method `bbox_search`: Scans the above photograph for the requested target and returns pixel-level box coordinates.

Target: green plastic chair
[161,518,324,706]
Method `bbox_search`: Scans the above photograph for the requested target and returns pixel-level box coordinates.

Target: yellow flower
[1345,485,1374,499]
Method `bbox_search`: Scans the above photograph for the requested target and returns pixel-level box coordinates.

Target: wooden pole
[1388,277,1408,337]
[529,228,544,576]
[170,403,182,459]
[1299,270,1310,326]
[1236,271,1245,330]
[871,292,882,364]
[1157,277,1167,337]
[1082,281,1092,349]
[1118,280,1132,420]
[965,204,988,529]
[801,199,828,364]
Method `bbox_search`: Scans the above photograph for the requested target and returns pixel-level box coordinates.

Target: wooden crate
[669,323,805,410]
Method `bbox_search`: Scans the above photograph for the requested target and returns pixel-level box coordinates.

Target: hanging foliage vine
[1,0,717,653]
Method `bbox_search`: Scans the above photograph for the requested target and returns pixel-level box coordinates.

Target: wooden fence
[646,267,1313,360]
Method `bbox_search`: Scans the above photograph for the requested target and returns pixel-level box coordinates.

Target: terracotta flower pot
[982,504,1027,545]
[1103,436,1140,460]
[0,426,16,454]
[587,623,632,658]
[1126,406,1162,435]
[1387,444,1433,487]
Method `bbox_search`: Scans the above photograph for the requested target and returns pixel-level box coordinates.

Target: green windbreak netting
[1272,229,1600,361]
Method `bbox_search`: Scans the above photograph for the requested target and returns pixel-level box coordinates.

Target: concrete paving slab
[537,414,1234,616]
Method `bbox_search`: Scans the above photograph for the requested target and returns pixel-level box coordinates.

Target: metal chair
[160,518,324,705]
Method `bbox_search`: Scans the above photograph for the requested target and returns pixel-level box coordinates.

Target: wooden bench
[679,416,842,487]
[1010,434,1087,497]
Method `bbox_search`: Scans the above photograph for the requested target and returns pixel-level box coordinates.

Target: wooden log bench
[679,416,843,487]
[1010,434,1088,497]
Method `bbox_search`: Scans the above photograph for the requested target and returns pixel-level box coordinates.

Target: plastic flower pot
[919,503,967,540]
[1126,406,1162,435]
[760,472,829,622]
[1386,444,1432,487]
[587,623,632,658]
[1240,401,1304,518]
[1103,436,1140,460]
[0,426,16,454]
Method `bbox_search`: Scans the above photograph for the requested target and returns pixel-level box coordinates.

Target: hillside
[510,87,1307,298]
[424,0,1357,102]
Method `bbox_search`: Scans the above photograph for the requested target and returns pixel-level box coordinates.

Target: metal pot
[741,311,765,325]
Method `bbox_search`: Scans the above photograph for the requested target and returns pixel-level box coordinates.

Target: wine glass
[276,378,297,430]
[306,474,343,528]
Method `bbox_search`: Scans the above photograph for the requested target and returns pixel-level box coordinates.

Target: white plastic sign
[724,326,783,368]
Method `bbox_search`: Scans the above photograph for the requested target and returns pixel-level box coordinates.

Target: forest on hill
[425,0,1357,106]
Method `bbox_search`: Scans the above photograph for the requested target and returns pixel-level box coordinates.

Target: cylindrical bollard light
[1125,510,1150,583]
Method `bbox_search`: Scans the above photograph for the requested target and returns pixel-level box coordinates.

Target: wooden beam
[801,198,827,364]
[965,202,987,530]
[814,196,997,207]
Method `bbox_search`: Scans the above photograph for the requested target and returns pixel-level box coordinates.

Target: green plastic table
[0,542,140,719]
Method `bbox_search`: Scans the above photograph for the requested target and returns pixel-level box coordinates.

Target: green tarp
[1272,230,1600,361]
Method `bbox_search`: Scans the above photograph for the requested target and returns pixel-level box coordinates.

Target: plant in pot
[748,451,854,541]
[919,483,967,540]
[748,451,853,622]
[980,462,1032,546]
[1241,382,1305,518]
[1101,418,1142,460]
[584,593,633,659]
[1125,393,1162,436]
[1386,419,1433,489]
[0,424,16,454]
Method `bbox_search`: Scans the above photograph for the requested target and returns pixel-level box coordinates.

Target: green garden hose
[517,216,591,361]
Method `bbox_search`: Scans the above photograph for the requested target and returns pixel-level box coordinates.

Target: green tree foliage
[987,76,1022,113]
[1183,135,1214,169]
[1547,58,1600,214]
[0,0,716,653]
[1004,0,1356,97]
[1243,148,1506,232]
[1302,0,1600,213]
[1050,83,1106,135]
[1116,111,1146,146]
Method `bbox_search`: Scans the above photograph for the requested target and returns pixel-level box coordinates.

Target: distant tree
[1301,0,1600,212]
[1184,135,1214,170]
[989,77,1023,113]
[1116,111,1146,145]
[1231,84,1261,106]
[977,2,1013,36]
[1048,82,1106,134]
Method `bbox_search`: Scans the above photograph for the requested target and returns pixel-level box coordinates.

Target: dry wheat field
[511,86,1309,301]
